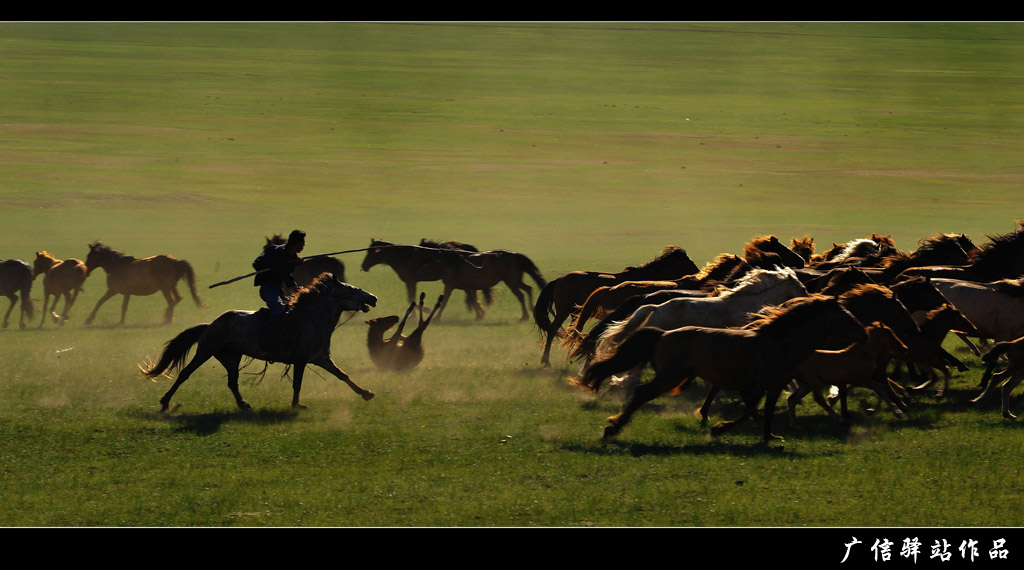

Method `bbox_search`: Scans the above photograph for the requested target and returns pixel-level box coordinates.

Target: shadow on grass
[132,407,301,436]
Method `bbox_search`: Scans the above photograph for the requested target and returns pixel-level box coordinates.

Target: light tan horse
[32,251,87,327]
[83,242,207,325]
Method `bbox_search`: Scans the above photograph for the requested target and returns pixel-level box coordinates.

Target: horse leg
[803,379,846,425]
[162,289,181,324]
[159,351,215,412]
[503,280,530,322]
[697,386,719,426]
[759,384,788,441]
[604,370,681,439]
[60,291,75,325]
[214,352,250,410]
[540,306,571,367]
[434,285,455,322]
[85,289,117,325]
[2,295,15,328]
[119,294,131,325]
[38,293,51,328]
[313,356,375,401]
[291,363,308,409]
[1000,372,1024,419]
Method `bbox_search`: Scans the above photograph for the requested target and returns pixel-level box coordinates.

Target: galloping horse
[266,234,346,286]
[0,258,34,329]
[743,234,807,269]
[589,267,810,390]
[32,251,87,327]
[788,323,910,423]
[361,239,545,322]
[84,242,207,325]
[143,273,377,411]
[532,246,699,366]
[573,295,866,442]
[366,292,444,371]
[897,222,1024,282]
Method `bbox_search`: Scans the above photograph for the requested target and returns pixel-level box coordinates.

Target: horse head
[84,242,108,276]
[361,239,392,272]
[320,273,377,313]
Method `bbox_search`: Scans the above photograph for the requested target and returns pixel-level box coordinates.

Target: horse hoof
[362,391,375,401]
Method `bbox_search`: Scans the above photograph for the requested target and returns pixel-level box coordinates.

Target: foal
[971,335,1024,418]
[366,293,444,371]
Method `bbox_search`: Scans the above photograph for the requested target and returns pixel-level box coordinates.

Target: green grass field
[3,22,1024,534]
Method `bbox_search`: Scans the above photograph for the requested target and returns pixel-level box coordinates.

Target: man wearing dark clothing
[253,229,306,315]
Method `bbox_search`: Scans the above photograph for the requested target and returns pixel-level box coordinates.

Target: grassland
[2,22,1024,537]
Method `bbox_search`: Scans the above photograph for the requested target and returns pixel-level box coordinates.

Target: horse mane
[419,238,480,252]
[829,238,878,263]
[283,272,337,310]
[991,278,1024,297]
[744,294,835,332]
[971,224,1024,277]
[691,253,745,281]
[624,245,689,271]
[89,242,132,260]
[837,283,896,306]
[716,266,799,298]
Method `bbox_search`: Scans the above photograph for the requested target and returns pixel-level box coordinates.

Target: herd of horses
[537,221,1024,441]
[4,223,1024,443]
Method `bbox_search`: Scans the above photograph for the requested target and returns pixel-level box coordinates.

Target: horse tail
[519,254,547,289]
[178,260,208,309]
[567,286,608,343]
[533,279,558,332]
[141,324,208,377]
[571,327,664,392]
[595,305,655,359]
[20,277,34,320]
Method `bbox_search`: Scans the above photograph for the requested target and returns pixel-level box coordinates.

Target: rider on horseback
[254,229,305,347]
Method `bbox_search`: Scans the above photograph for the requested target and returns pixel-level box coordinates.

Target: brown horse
[362,239,492,316]
[573,295,866,442]
[788,323,910,424]
[418,238,491,314]
[83,242,207,326]
[896,222,1024,282]
[266,234,346,286]
[743,235,807,269]
[366,292,444,371]
[906,304,979,397]
[32,251,87,327]
[361,239,545,322]
[971,335,1024,418]
[143,274,377,411]
[532,247,701,366]
[0,258,34,329]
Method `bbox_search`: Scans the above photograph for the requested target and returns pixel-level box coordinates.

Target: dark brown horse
[573,295,866,442]
[366,292,444,371]
[361,239,489,315]
[532,246,700,366]
[418,238,491,314]
[84,242,207,326]
[143,274,377,411]
[0,258,34,329]
[32,251,87,328]
[266,234,346,286]
[743,235,807,269]
[896,222,1024,282]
